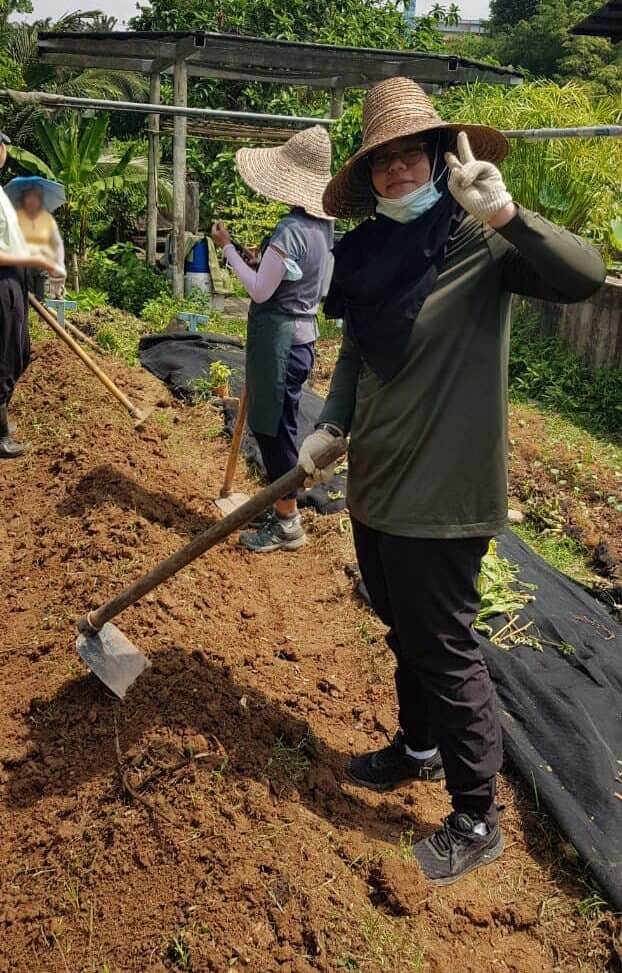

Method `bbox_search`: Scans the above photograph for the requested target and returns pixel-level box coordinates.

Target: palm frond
[7,145,56,179]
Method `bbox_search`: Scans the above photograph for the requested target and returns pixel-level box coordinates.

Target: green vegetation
[475,540,536,637]
[512,520,596,583]
[9,117,164,277]
[509,306,622,438]
[441,81,622,260]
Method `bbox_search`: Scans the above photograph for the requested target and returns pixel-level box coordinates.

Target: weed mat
[139,332,347,514]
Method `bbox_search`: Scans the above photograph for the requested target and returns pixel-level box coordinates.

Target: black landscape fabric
[140,334,622,908]
[138,332,347,514]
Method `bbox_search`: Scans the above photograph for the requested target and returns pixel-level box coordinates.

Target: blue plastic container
[185,238,209,273]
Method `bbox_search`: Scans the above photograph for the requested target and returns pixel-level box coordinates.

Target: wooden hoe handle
[78,437,347,634]
[29,293,144,421]
[220,386,248,498]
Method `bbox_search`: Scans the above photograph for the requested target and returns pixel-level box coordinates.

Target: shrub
[65,288,109,311]
[141,289,213,331]
[509,305,622,437]
[81,244,168,315]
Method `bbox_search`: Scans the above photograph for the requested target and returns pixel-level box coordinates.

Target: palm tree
[9,114,171,287]
[446,3,461,25]
[3,11,147,142]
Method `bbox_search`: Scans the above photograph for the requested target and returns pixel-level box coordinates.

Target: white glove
[445,131,512,223]
[298,428,339,487]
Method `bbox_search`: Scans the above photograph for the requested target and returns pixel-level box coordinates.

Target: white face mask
[374,143,446,224]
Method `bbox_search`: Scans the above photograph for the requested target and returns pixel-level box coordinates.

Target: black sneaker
[413,812,504,886]
[346,732,445,792]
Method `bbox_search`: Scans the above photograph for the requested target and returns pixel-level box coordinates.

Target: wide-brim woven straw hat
[323,77,509,219]
[236,125,333,220]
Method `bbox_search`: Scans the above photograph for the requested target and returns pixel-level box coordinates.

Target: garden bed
[0,338,619,971]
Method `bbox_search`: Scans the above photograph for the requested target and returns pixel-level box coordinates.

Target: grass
[358,908,425,972]
[264,735,313,798]
[167,932,192,970]
[509,306,622,440]
[512,520,597,585]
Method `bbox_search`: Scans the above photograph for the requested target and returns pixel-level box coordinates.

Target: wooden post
[146,72,161,268]
[330,86,345,119]
[172,56,188,297]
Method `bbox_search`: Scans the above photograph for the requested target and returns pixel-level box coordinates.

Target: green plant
[440,81,622,257]
[64,287,109,311]
[167,932,192,970]
[509,305,622,438]
[9,116,169,283]
[475,540,537,636]
[207,360,232,389]
[104,244,169,315]
[141,289,213,331]
[264,735,313,797]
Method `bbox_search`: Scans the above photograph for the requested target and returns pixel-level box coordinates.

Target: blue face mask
[374,142,446,224]
[375,179,442,223]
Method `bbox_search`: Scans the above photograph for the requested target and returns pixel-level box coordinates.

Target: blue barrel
[185,238,209,273]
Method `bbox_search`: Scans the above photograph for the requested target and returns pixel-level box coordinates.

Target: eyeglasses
[368,143,429,172]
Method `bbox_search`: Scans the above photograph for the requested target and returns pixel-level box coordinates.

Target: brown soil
[0,339,620,973]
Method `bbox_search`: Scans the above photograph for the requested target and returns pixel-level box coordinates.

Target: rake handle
[29,294,144,421]
[78,437,346,635]
[220,386,248,498]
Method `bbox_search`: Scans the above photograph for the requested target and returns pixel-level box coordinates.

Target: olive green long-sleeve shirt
[319,207,605,538]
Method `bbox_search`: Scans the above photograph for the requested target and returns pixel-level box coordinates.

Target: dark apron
[246,302,296,437]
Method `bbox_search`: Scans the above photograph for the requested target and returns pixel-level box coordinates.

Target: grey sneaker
[240,513,306,552]
[413,812,504,886]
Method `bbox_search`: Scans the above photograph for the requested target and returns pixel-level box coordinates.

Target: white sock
[404,744,438,761]
[472,821,489,836]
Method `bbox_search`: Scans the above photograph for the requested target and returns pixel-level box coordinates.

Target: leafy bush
[509,306,622,437]
[65,287,109,311]
[81,244,168,315]
[141,289,213,330]
[440,81,621,262]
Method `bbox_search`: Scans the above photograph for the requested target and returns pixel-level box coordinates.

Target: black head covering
[324,132,464,384]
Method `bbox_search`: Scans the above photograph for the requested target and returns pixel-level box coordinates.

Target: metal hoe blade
[215,491,251,516]
[77,621,151,700]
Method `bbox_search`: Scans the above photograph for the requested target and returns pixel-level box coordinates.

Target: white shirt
[0,186,29,256]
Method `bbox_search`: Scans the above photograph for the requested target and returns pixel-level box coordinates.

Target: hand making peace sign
[445,131,514,225]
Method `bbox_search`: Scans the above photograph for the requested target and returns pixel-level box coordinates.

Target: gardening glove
[445,131,513,223]
[298,428,339,488]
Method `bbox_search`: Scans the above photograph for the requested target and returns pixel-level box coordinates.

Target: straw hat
[235,125,333,220]
[323,77,509,219]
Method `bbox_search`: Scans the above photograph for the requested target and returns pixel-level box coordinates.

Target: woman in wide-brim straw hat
[299,77,605,884]
[211,125,333,552]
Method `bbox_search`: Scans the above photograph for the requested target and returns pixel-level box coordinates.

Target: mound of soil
[0,339,618,972]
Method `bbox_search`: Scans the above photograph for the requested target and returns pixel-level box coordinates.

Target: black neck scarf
[325,188,463,383]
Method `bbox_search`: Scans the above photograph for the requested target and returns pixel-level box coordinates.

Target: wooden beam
[172,56,187,297]
[146,72,160,268]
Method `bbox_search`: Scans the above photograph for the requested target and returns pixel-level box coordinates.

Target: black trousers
[352,519,502,823]
[0,269,29,406]
[253,342,315,501]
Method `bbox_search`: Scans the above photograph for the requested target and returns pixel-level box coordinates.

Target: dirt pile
[0,339,618,972]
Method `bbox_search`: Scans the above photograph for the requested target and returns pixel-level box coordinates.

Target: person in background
[15,184,66,300]
[299,78,605,885]
[211,125,334,553]
[0,135,65,458]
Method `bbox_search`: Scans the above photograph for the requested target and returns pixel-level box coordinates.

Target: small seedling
[265,735,312,797]
[167,932,192,970]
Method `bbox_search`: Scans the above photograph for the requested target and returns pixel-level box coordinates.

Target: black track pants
[352,518,502,823]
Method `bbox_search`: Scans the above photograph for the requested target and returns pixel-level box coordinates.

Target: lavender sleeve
[223,244,287,303]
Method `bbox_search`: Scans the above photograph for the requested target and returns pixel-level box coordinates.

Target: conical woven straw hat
[236,125,333,220]
[323,77,509,219]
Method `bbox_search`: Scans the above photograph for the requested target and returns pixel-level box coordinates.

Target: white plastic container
[184,271,211,296]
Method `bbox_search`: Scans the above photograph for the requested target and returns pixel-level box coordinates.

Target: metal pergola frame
[37,30,523,294]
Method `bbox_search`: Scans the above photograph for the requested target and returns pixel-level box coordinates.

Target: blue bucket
[185,238,209,273]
